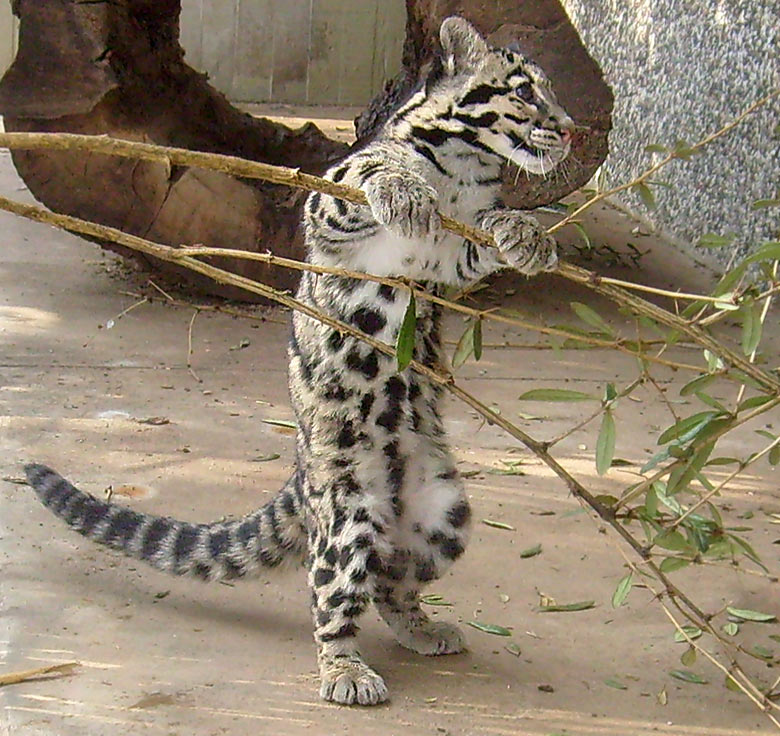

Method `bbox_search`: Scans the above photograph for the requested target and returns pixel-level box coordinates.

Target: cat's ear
[439,16,488,76]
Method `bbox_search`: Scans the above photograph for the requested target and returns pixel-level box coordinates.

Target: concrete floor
[1,148,779,735]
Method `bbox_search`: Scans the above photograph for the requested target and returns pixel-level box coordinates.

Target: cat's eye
[517,81,535,103]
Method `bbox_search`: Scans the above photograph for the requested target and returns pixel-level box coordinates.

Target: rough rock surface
[562,1,778,262]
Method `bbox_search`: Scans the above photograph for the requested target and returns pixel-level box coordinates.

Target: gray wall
[562,1,779,261]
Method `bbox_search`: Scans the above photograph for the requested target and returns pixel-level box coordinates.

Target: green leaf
[769,445,780,466]
[482,518,515,531]
[603,382,618,402]
[726,607,777,623]
[744,240,780,264]
[467,621,512,636]
[596,410,616,475]
[740,300,762,356]
[698,232,735,248]
[657,411,720,445]
[680,646,697,667]
[722,622,739,636]
[635,182,656,209]
[645,143,669,154]
[261,418,297,429]
[659,557,691,573]
[570,302,614,336]
[612,573,634,608]
[538,600,595,613]
[473,317,483,361]
[518,388,598,402]
[724,676,741,692]
[674,626,703,643]
[738,394,774,412]
[571,221,592,249]
[396,294,416,371]
[604,677,628,690]
[504,642,522,656]
[519,543,543,559]
[694,391,728,413]
[420,593,454,607]
[654,530,694,553]
[669,669,708,685]
[452,320,476,369]
[666,442,715,495]
[751,198,780,209]
[680,374,717,396]
[753,645,774,660]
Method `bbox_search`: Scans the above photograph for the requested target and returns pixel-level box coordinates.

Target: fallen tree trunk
[0,0,611,300]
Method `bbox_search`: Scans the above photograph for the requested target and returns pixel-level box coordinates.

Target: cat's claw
[363,173,440,240]
[479,209,558,275]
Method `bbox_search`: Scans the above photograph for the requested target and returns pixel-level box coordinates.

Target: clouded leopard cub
[24,17,573,705]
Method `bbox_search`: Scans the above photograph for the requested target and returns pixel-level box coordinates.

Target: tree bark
[0,0,612,300]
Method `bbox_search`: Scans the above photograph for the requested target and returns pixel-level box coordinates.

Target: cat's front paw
[363,173,440,240]
[480,209,558,275]
[395,620,467,656]
[319,654,389,706]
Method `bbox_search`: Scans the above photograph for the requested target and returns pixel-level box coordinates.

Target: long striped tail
[24,464,307,581]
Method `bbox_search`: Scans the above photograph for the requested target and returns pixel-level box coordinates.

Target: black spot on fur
[350,567,368,584]
[346,348,379,380]
[354,534,372,549]
[351,306,387,335]
[343,604,364,618]
[415,558,436,582]
[352,507,370,524]
[331,507,346,536]
[314,567,335,586]
[336,422,356,448]
[359,391,375,421]
[447,501,471,528]
[328,590,348,608]
[366,551,382,573]
[327,330,345,352]
[377,283,396,302]
[324,545,338,566]
[320,622,358,642]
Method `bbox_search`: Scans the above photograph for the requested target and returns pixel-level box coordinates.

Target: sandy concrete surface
[1,146,778,736]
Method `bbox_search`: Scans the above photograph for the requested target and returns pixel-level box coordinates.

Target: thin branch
[187,309,202,383]
[671,435,780,530]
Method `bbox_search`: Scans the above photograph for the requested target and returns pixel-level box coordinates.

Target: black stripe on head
[412,144,449,176]
[460,84,509,106]
[453,112,499,128]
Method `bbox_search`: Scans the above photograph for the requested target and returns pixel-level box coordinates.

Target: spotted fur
[24,17,572,706]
